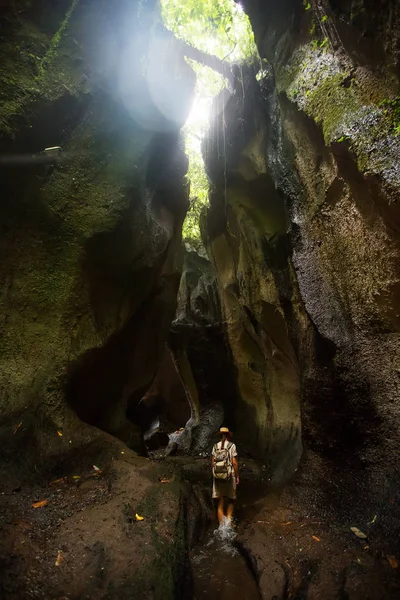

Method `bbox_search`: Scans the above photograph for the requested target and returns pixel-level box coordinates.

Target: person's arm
[232,456,239,485]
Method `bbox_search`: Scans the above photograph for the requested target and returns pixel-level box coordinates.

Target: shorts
[212,476,236,500]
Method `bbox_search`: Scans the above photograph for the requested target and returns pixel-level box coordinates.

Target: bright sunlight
[161,0,257,247]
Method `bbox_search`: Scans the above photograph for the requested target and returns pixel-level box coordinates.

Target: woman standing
[211,427,240,525]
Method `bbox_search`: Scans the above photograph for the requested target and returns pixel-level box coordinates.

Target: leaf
[93,465,101,472]
[57,430,63,437]
[350,526,367,539]
[55,550,64,566]
[32,500,48,509]
[312,535,321,542]
[135,513,144,521]
[160,478,171,484]
[387,555,398,569]
[13,422,22,435]
[49,477,67,486]
[72,475,81,480]
[370,515,377,524]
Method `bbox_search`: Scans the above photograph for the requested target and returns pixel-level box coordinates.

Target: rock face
[200,0,400,518]
[0,0,194,463]
[202,82,303,480]
[169,248,240,453]
[0,0,195,597]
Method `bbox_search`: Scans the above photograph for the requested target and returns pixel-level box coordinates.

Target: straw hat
[218,427,231,435]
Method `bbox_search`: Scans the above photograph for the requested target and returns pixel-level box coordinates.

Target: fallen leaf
[135,513,144,521]
[312,535,321,542]
[49,477,66,486]
[57,431,63,437]
[32,500,48,509]
[364,545,369,550]
[13,422,22,435]
[55,551,64,566]
[281,521,292,526]
[93,465,101,473]
[370,515,377,524]
[160,478,171,484]
[387,555,398,569]
[72,475,80,480]
[350,527,367,539]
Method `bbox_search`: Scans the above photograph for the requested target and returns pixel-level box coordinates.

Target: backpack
[212,442,233,481]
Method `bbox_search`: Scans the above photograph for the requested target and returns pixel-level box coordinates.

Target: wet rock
[259,560,286,600]
[143,425,169,451]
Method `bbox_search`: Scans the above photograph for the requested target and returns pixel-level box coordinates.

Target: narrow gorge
[0,0,399,598]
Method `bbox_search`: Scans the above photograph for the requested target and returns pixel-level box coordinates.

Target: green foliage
[379,96,400,135]
[304,2,311,11]
[321,15,328,22]
[311,36,329,50]
[162,0,256,63]
[162,0,257,247]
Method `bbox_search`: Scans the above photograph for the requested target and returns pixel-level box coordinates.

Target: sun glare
[160,0,258,244]
[187,96,211,129]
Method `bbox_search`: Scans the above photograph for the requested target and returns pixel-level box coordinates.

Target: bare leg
[227,501,234,523]
[217,497,224,524]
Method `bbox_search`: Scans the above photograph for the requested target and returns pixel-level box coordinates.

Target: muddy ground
[0,447,399,599]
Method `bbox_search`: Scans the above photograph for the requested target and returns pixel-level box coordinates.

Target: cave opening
[161,0,259,249]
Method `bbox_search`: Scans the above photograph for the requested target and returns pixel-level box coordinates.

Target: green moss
[37,0,80,79]
[40,97,152,241]
[379,96,400,135]
[0,23,47,134]
[0,1,84,136]
[304,72,360,142]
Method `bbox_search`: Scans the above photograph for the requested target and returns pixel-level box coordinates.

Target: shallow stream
[190,518,261,600]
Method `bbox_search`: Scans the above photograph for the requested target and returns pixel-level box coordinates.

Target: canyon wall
[0,0,194,467]
[197,0,400,519]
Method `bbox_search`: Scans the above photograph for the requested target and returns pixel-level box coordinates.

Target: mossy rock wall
[0,0,194,465]
[237,0,400,519]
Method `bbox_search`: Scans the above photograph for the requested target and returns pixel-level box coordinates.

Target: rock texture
[0,0,194,459]
[203,0,400,522]
[202,81,303,479]
[0,1,194,596]
[169,248,239,453]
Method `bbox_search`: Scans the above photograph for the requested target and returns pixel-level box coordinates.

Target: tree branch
[160,26,235,87]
